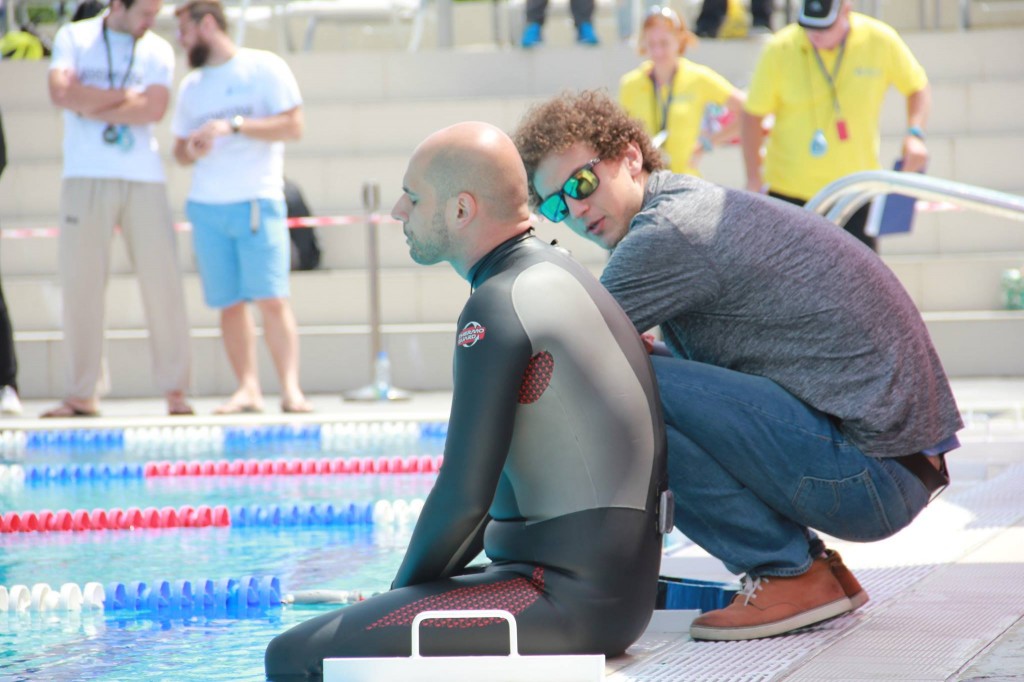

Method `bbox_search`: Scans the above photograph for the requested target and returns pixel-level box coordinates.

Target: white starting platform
[324,608,698,682]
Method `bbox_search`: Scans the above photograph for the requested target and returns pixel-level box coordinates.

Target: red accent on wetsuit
[366,567,545,630]
[518,351,554,404]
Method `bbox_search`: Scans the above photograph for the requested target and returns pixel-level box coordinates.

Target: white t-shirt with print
[172,48,302,204]
[49,14,174,182]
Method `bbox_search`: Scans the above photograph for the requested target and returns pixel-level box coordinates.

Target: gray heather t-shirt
[601,171,962,458]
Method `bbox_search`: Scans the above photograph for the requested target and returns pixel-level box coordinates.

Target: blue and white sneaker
[521,22,542,48]
[577,22,599,45]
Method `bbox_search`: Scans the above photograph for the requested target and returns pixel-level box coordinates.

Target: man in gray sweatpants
[46,0,192,417]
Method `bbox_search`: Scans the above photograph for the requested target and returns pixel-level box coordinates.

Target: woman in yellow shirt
[619,6,745,177]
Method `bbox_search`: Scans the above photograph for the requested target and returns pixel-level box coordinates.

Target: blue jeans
[652,356,931,578]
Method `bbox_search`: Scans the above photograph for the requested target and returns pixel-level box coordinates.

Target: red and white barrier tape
[0,213,400,240]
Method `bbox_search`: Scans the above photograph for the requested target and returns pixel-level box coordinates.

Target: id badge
[836,119,849,141]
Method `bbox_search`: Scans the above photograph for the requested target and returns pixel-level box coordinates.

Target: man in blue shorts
[265,122,669,680]
[172,0,311,414]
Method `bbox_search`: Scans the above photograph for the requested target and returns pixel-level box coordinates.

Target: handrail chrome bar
[805,171,1024,226]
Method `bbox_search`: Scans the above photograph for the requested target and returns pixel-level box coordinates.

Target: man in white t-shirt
[46,0,193,418]
[171,0,311,415]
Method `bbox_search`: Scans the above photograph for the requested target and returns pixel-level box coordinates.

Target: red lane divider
[144,455,443,478]
[0,214,401,240]
[0,505,231,533]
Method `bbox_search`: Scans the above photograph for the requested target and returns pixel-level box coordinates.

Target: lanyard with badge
[648,68,676,151]
[101,20,137,152]
[808,37,847,157]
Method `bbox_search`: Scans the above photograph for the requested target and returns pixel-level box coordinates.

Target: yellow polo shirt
[744,13,928,200]
[619,57,735,177]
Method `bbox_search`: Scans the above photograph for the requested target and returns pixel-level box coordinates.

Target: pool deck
[3,377,1024,681]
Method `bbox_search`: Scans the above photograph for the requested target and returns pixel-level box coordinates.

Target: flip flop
[281,401,314,414]
[168,404,196,416]
[41,402,100,418]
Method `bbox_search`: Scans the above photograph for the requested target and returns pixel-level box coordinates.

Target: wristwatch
[230,115,244,135]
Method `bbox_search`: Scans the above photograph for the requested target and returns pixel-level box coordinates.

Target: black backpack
[284,178,322,271]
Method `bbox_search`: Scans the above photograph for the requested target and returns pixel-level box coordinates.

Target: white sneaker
[1,385,23,416]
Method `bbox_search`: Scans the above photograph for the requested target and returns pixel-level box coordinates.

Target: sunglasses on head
[538,158,601,223]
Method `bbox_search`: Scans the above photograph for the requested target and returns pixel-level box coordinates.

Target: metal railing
[804,170,1024,228]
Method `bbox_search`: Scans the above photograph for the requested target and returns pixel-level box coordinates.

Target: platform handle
[410,609,518,658]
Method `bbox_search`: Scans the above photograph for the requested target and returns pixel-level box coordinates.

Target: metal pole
[364,181,383,365]
[437,0,454,48]
[343,181,410,402]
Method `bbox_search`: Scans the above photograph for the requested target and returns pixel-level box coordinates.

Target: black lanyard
[102,19,137,91]
[648,67,677,133]
[810,38,846,120]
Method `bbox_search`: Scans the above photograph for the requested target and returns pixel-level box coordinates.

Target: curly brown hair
[513,89,664,209]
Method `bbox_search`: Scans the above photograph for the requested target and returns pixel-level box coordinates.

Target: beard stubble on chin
[189,43,210,68]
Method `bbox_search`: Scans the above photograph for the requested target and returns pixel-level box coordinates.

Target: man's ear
[623,141,645,178]
[450,191,477,228]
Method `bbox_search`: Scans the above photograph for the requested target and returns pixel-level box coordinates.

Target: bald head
[413,122,530,225]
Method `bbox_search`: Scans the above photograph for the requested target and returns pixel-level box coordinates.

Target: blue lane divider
[23,463,145,484]
[103,576,281,614]
[24,429,126,451]
[1,576,280,616]
[232,502,376,528]
[222,424,322,447]
[0,420,450,455]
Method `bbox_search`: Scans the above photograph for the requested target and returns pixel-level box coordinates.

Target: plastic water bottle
[1001,268,1024,310]
[374,351,391,399]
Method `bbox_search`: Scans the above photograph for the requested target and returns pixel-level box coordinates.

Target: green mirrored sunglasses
[538,158,601,223]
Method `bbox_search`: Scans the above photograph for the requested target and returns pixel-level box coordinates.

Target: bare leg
[216,302,264,413]
[255,297,310,412]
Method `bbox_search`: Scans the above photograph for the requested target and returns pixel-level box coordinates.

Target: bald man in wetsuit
[264,123,669,680]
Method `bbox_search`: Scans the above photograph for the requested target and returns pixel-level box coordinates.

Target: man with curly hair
[513,89,962,642]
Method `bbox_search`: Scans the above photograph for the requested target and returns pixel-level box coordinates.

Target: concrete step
[7,76,1024,166]
[3,265,472,331]
[925,310,1024,376]
[0,213,606,277]
[879,206,1024,256]
[4,27,1023,109]
[12,322,457,400]
[10,309,1023,400]
[4,130,1024,227]
[885,251,1024,312]
[2,244,1021,333]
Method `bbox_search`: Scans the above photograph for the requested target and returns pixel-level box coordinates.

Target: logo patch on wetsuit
[519,351,554,404]
[457,321,487,348]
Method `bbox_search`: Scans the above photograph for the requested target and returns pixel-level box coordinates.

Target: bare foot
[281,399,314,414]
[213,388,264,415]
[280,387,312,413]
[41,400,99,418]
[167,392,195,416]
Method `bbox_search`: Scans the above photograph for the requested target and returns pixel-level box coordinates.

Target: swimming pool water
[0,429,444,681]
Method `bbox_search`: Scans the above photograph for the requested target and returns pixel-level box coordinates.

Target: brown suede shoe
[825,549,869,610]
[690,556,852,641]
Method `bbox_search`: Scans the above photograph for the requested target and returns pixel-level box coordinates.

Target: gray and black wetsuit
[265,232,666,681]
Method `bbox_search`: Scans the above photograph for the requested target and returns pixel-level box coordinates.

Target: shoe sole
[689,596,853,641]
[847,589,869,610]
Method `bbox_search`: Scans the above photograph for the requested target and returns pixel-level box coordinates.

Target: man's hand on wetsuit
[641,333,673,357]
